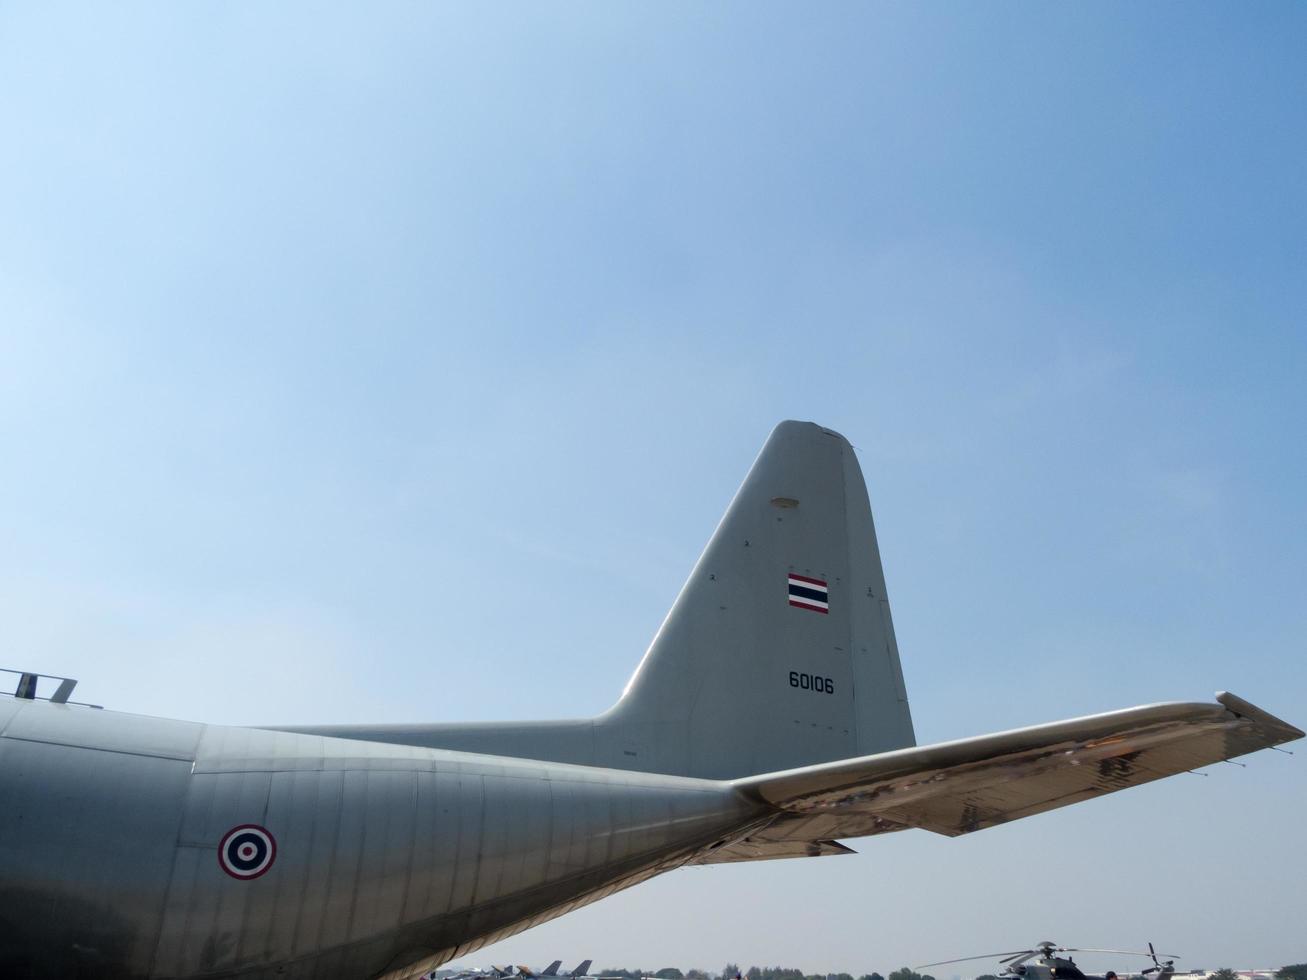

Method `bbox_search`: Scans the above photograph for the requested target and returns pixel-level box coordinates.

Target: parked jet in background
[429,966,518,980]
[433,966,584,980]
[0,421,1300,979]
[437,967,515,980]
[520,963,563,978]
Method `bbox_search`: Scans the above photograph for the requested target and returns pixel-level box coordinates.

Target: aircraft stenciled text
[789,670,835,694]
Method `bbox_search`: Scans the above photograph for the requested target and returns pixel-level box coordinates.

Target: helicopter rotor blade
[1063,950,1181,959]
[916,953,1036,969]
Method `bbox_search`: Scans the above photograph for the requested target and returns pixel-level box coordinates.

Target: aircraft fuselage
[0,697,755,979]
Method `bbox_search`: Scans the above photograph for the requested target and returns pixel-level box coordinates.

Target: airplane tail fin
[570,962,592,978]
[279,421,916,781]
[600,420,916,778]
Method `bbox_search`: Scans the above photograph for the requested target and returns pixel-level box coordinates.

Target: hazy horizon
[429,971,1124,977]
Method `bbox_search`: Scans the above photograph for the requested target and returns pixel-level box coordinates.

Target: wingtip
[1216,691,1306,741]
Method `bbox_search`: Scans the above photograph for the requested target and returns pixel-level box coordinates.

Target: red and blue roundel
[218,824,277,880]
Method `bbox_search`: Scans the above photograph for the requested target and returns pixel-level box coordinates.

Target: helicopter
[919,941,1181,980]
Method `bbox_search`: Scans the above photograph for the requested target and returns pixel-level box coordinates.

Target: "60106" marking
[789,671,834,694]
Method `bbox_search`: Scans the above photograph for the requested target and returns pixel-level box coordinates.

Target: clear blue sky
[1,2,1304,972]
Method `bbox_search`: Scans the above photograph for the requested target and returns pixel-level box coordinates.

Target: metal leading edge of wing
[714,692,1302,857]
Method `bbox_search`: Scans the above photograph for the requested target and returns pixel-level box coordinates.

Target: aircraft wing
[686,834,859,864]
[728,692,1301,847]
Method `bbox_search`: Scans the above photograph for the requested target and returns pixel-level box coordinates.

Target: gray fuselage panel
[0,701,757,979]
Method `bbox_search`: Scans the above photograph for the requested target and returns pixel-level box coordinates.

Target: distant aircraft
[432,966,518,980]
[0,421,1300,979]
[568,961,595,979]
[920,940,1180,980]
[519,963,564,978]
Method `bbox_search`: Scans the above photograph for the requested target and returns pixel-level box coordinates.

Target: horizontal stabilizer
[735,692,1302,838]
[688,836,856,864]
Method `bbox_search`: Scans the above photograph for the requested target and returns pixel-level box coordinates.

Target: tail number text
[789,671,835,694]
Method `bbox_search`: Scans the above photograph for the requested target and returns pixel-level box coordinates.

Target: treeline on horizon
[598,967,939,980]
[434,966,1307,980]
[593,967,1307,980]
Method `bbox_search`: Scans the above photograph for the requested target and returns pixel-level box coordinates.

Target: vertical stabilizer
[600,420,915,778]
[279,421,916,780]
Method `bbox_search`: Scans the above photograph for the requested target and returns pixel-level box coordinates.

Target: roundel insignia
[218,824,276,880]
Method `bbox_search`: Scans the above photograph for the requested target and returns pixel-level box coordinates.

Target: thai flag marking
[787,573,828,614]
